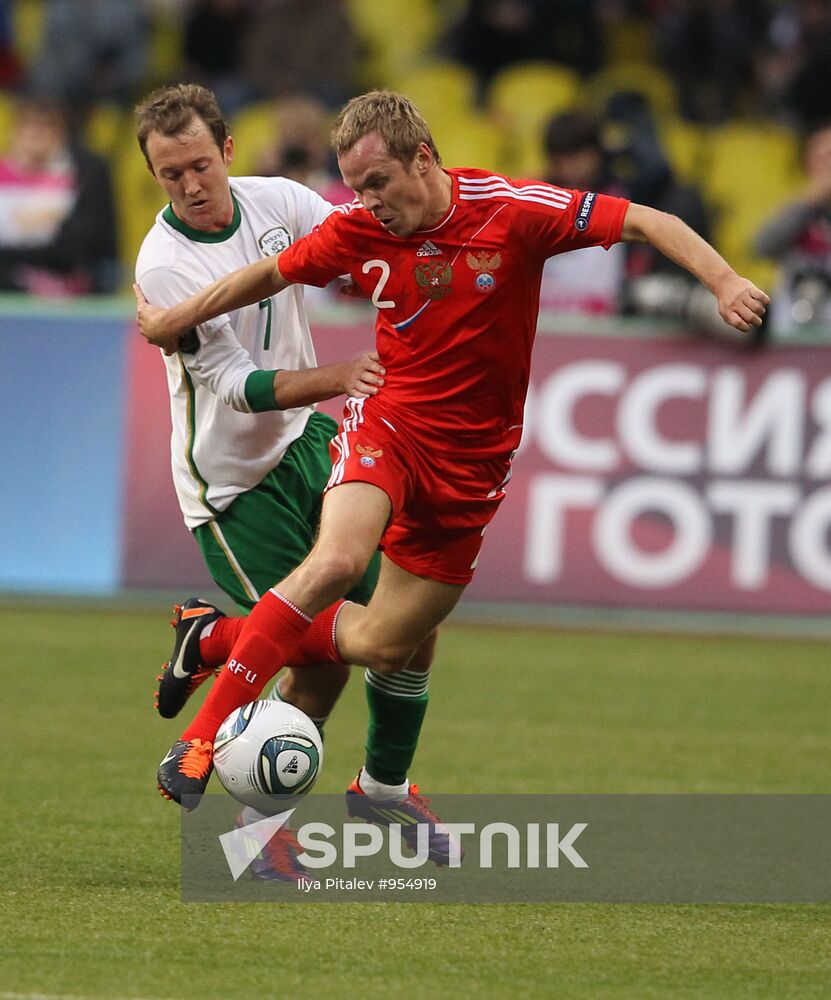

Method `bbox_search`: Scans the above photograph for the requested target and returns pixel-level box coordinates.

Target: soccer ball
[213,700,323,814]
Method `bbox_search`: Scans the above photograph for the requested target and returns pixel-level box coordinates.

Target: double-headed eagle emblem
[466,251,502,293]
[414,261,453,300]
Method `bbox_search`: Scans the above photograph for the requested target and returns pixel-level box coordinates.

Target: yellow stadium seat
[347,0,441,86]
[114,136,167,284]
[704,122,799,206]
[148,9,183,85]
[660,117,710,186]
[487,61,580,136]
[11,0,45,68]
[0,90,14,156]
[84,103,128,158]
[703,123,801,292]
[585,62,678,120]
[430,110,507,173]
[228,102,280,177]
[389,60,478,120]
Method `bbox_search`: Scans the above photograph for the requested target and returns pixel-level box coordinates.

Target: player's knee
[367,641,420,675]
[306,547,368,600]
[280,662,350,701]
[407,628,438,673]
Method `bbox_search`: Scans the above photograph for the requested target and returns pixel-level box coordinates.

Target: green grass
[1,605,829,999]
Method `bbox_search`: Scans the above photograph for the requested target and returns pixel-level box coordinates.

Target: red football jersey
[278,167,629,457]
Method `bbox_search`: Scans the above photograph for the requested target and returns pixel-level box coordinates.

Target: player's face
[145,117,235,231]
[338,133,438,238]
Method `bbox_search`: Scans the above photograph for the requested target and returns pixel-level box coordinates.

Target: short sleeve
[278,211,349,288]
[519,186,629,261]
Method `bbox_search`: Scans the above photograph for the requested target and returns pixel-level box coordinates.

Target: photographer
[754,119,831,337]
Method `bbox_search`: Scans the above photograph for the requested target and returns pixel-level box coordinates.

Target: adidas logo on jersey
[282,755,300,774]
[416,240,442,257]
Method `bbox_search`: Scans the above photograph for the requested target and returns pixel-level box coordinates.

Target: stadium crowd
[0,0,828,335]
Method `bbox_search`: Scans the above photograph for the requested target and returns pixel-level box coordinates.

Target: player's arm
[621,203,769,333]
[257,355,386,410]
[134,256,290,355]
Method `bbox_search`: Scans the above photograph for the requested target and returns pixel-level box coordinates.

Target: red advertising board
[468,332,831,613]
[122,316,831,614]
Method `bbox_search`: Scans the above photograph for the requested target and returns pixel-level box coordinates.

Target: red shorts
[326,399,516,585]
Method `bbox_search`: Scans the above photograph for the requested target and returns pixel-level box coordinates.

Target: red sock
[199,616,245,667]
[286,600,348,668]
[181,590,313,743]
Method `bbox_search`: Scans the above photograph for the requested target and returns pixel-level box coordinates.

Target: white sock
[358,766,409,802]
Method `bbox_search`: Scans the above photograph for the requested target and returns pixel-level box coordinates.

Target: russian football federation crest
[414,261,453,300]
[259,226,291,256]
[466,251,501,293]
[356,444,383,468]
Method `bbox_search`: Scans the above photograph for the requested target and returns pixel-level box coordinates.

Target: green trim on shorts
[194,410,380,612]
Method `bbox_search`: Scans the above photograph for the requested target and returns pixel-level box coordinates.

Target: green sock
[363,668,429,785]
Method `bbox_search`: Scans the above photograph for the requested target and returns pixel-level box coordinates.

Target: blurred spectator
[240,0,357,107]
[0,96,119,295]
[447,0,603,94]
[604,90,712,279]
[29,0,150,110]
[254,96,350,204]
[0,0,22,87]
[183,0,257,115]
[753,1,831,125]
[539,110,628,315]
[541,99,752,343]
[781,2,831,128]
[754,119,831,335]
[656,0,758,123]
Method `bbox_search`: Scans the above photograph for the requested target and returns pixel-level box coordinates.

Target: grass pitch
[1,604,829,999]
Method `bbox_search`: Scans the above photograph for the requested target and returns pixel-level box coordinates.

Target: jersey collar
[414,169,457,235]
[162,193,242,243]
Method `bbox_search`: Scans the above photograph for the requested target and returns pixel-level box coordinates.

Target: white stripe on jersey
[327,396,366,488]
[459,175,572,201]
[459,177,572,211]
[333,199,362,215]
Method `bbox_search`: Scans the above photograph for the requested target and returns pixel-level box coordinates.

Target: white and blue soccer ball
[213,700,323,814]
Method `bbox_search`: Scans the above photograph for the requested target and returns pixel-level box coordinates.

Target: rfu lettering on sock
[227,659,258,684]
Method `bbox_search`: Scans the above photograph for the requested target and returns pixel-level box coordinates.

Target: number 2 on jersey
[362,259,396,309]
[259,298,273,349]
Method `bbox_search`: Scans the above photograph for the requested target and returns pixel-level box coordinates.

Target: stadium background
[2,4,830,1000]
[1,1,830,627]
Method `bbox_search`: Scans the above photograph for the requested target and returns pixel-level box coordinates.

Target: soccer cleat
[235,812,312,883]
[157,738,214,807]
[155,597,226,719]
[345,775,463,867]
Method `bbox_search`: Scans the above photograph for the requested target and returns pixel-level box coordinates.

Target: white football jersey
[136,176,333,528]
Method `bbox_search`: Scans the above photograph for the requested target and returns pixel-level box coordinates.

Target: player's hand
[343,351,385,398]
[133,283,183,356]
[715,275,769,333]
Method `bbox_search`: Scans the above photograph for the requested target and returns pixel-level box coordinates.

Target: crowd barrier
[1,296,828,619]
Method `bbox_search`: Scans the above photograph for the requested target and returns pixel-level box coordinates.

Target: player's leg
[158,481,393,805]
[333,557,466,864]
[339,559,460,789]
[157,412,355,725]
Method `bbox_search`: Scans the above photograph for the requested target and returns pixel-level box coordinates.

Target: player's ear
[415,143,432,173]
[224,135,235,166]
